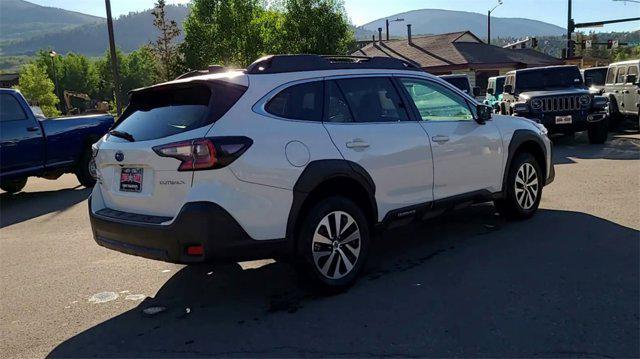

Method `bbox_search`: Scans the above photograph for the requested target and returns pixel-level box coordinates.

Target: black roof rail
[174,65,232,80]
[246,54,422,74]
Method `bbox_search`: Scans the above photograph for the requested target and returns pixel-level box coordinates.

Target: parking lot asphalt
[1,126,639,358]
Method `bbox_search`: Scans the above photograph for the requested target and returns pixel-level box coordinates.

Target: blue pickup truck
[0,89,114,193]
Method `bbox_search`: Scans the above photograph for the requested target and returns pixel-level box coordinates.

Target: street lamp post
[49,50,61,111]
[385,18,405,41]
[487,0,504,45]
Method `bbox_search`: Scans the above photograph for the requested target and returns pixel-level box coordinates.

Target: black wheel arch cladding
[503,129,548,191]
[287,159,378,244]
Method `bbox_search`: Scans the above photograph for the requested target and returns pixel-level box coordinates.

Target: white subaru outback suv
[89,55,554,290]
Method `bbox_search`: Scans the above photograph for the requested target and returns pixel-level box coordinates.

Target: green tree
[151,0,182,81]
[281,0,354,55]
[95,47,159,107]
[14,63,61,117]
[181,0,263,69]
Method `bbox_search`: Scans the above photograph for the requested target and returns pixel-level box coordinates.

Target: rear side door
[0,92,45,177]
[322,76,433,220]
[397,77,503,200]
[615,66,628,112]
[623,65,639,116]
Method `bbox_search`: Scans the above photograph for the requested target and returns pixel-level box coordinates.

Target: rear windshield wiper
[109,130,135,142]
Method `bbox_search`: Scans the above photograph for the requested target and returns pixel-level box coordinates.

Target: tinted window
[400,78,474,122]
[266,81,323,121]
[114,82,245,142]
[442,77,471,93]
[325,81,353,123]
[516,67,583,91]
[626,66,638,83]
[584,68,607,87]
[616,66,627,83]
[606,67,617,84]
[494,77,505,95]
[336,77,408,123]
[0,94,27,121]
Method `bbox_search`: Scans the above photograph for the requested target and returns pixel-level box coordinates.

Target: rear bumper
[89,198,288,264]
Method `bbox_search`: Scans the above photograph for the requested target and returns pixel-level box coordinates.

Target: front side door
[322,77,433,220]
[397,77,503,200]
[0,93,45,177]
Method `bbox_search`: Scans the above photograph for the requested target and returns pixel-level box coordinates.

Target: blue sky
[29,0,640,32]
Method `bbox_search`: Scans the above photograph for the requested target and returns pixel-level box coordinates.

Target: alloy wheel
[515,162,539,210]
[311,211,361,280]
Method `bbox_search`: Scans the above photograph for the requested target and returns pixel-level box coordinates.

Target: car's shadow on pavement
[47,205,639,358]
[0,187,91,228]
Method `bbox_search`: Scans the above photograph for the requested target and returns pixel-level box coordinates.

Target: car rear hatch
[94,76,248,218]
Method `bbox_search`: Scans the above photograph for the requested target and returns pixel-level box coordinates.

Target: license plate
[555,115,572,124]
[120,168,143,193]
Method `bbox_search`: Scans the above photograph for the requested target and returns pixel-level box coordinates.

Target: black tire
[1,177,27,194]
[296,196,370,292]
[587,118,609,144]
[495,152,543,220]
[75,149,97,188]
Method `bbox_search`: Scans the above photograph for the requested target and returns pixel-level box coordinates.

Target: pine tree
[151,0,181,81]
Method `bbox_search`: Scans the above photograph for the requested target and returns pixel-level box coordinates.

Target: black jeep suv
[500,65,609,144]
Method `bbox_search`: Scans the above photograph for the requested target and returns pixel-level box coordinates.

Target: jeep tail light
[153,137,253,171]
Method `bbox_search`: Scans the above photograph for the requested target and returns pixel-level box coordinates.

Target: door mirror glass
[476,104,492,123]
[472,86,481,97]
[626,74,637,85]
[486,88,494,95]
[504,84,513,94]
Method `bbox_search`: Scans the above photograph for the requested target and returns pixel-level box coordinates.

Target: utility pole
[105,0,122,116]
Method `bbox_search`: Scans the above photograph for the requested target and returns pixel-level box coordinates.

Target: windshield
[583,68,607,87]
[516,67,584,91]
[442,77,471,93]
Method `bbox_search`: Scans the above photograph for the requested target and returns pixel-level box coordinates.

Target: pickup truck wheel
[75,150,97,188]
[587,118,609,144]
[297,196,370,293]
[495,152,542,220]
[1,178,27,194]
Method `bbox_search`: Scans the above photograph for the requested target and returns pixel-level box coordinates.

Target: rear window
[584,68,607,87]
[442,77,471,93]
[114,82,246,142]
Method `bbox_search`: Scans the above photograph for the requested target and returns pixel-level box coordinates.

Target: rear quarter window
[114,81,246,142]
[265,81,324,122]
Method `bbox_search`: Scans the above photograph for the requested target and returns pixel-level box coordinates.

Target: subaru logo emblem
[115,151,124,162]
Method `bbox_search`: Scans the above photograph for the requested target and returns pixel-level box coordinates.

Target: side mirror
[476,104,492,124]
[504,84,513,94]
[487,88,495,95]
[472,86,481,97]
[626,74,637,84]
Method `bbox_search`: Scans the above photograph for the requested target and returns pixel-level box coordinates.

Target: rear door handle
[26,126,40,132]
[346,139,370,149]
[432,135,450,143]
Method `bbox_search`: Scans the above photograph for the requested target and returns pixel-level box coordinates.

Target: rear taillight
[153,137,252,171]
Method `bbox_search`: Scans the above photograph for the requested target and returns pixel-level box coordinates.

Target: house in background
[353,29,563,92]
[0,73,19,88]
